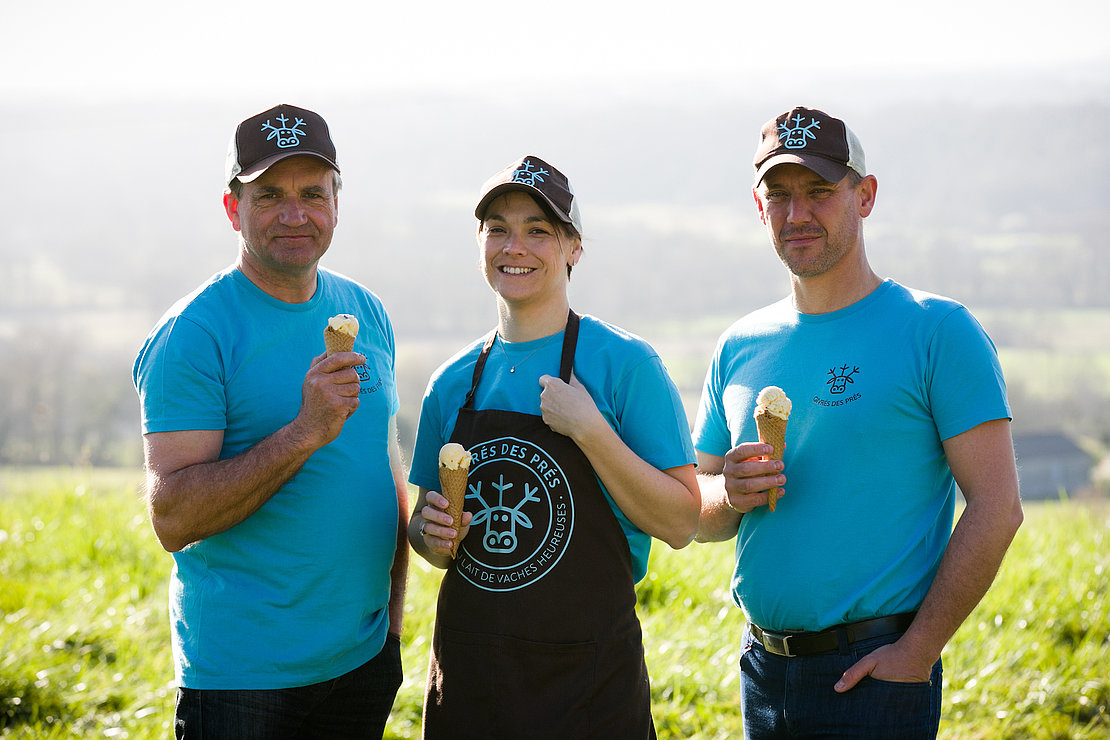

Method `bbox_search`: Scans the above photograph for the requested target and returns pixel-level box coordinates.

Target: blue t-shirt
[409,314,696,582]
[693,280,1010,632]
[133,266,400,689]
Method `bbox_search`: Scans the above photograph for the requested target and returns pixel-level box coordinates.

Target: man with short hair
[694,106,1023,738]
[133,103,408,738]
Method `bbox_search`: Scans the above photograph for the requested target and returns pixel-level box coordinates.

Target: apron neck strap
[559,309,579,383]
[463,309,579,409]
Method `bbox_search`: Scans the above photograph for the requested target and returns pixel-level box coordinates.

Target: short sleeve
[692,339,732,457]
[134,316,227,434]
[612,356,695,471]
[926,307,1011,441]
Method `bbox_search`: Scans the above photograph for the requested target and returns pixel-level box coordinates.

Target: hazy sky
[6,0,1108,103]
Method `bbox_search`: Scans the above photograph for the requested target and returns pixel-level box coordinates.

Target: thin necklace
[496,333,557,373]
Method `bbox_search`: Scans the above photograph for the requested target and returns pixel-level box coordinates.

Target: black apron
[423,311,655,739]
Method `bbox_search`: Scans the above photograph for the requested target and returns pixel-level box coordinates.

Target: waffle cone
[755,410,787,512]
[324,326,356,356]
[438,464,469,558]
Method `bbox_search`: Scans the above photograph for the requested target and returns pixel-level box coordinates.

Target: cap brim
[474,183,575,228]
[755,153,850,186]
[233,151,340,184]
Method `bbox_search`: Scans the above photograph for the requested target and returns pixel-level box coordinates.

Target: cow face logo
[826,364,860,395]
[778,113,822,150]
[511,159,550,187]
[470,472,539,553]
[260,113,308,149]
[454,436,574,592]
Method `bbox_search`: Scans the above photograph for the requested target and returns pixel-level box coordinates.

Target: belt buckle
[763,631,796,658]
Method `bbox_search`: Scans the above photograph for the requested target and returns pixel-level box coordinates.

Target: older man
[133,104,408,738]
[694,106,1023,738]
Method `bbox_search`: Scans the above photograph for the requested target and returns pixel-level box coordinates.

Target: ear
[568,239,583,267]
[857,175,878,218]
[753,187,768,225]
[223,191,242,232]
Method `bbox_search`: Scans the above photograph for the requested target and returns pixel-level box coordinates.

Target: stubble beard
[774,226,852,279]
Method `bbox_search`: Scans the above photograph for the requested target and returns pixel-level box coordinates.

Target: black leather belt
[750,612,916,658]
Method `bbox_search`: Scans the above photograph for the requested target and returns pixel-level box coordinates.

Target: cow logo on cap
[778,114,822,150]
[261,113,308,149]
[511,159,550,187]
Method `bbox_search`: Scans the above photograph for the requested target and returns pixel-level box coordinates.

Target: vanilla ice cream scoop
[754,385,792,420]
[439,442,472,470]
[327,314,359,337]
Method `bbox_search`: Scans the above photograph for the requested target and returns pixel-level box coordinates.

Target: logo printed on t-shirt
[812,363,863,408]
[356,364,384,395]
[826,364,860,394]
[454,436,574,593]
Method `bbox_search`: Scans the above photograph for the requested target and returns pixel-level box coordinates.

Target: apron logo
[455,436,574,592]
[470,473,539,553]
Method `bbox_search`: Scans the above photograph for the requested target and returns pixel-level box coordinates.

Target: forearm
[388,502,409,636]
[571,422,700,549]
[899,492,1024,666]
[694,472,741,542]
[147,423,319,552]
[387,434,410,636]
[836,419,1023,690]
[900,419,1024,665]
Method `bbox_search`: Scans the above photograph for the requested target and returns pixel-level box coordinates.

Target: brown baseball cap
[753,107,866,185]
[475,155,583,235]
[225,104,339,186]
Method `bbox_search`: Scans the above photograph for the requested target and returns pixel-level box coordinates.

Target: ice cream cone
[323,326,356,356]
[437,443,472,558]
[753,385,791,513]
[754,411,787,511]
[438,465,469,558]
[324,314,359,357]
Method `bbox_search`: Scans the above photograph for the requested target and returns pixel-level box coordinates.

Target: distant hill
[3,81,1108,346]
[3,79,1109,465]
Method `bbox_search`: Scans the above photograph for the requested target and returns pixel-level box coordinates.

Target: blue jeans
[174,633,403,739]
[739,626,942,739]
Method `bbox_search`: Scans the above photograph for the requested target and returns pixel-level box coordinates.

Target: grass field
[1,467,1107,738]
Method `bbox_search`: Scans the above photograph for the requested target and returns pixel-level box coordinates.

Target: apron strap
[559,309,579,383]
[463,309,579,409]
[463,331,498,410]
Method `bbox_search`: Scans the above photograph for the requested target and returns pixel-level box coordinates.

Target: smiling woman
[478,191,581,332]
[402,155,702,738]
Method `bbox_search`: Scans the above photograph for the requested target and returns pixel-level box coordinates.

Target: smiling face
[754,163,876,279]
[478,191,581,315]
[225,155,339,296]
